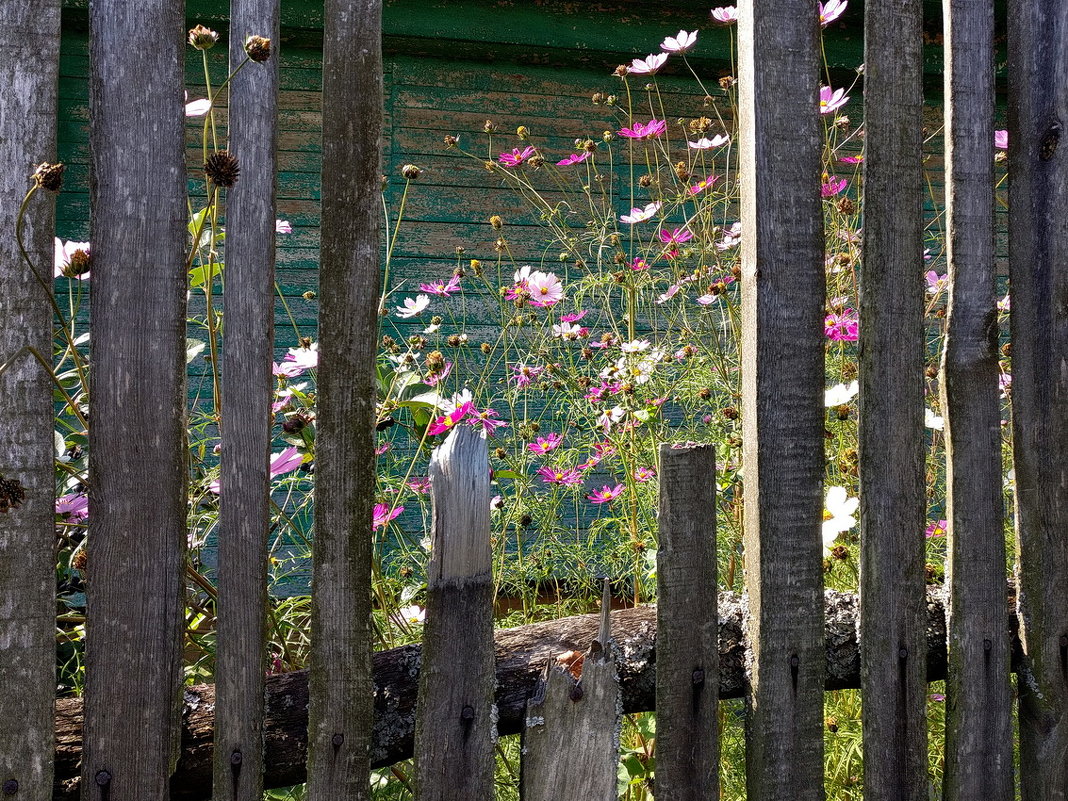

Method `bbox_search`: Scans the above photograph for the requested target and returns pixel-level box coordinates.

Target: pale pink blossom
[661,30,698,53]
[629,53,669,75]
[619,201,662,224]
[688,134,730,149]
[634,467,656,482]
[819,0,847,25]
[420,275,461,297]
[711,6,738,23]
[184,91,211,116]
[820,86,850,115]
[284,344,318,371]
[717,222,742,250]
[994,130,1008,150]
[56,494,89,522]
[509,363,543,388]
[54,238,91,279]
[528,271,564,307]
[689,174,719,195]
[925,271,948,295]
[552,322,587,339]
[275,219,292,234]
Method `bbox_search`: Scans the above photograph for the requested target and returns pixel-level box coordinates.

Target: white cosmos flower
[688,134,730,149]
[661,30,698,53]
[395,294,430,318]
[822,486,859,552]
[925,408,945,431]
[619,201,662,224]
[824,381,859,406]
[397,605,425,625]
[621,339,651,353]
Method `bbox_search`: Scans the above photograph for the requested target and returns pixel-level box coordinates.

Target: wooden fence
[0,0,1065,799]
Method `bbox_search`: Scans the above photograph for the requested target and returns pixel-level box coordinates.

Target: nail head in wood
[229,750,242,766]
[95,770,111,787]
[331,733,344,747]
[461,705,475,721]
[2,780,17,795]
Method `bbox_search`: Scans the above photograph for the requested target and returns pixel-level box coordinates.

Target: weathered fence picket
[0,3,62,799]
[414,425,496,799]
[859,0,928,796]
[82,1,190,798]
[737,0,826,795]
[654,442,719,801]
[213,1,281,798]
[305,0,383,797]
[520,581,620,801]
[940,0,1014,796]
[1007,0,1068,795]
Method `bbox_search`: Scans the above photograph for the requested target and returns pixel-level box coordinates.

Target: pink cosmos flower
[428,401,474,435]
[420,274,461,297]
[561,310,587,323]
[840,154,864,164]
[528,433,563,455]
[630,257,651,271]
[634,467,656,482]
[994,130,1008,150]
[659,227,694,244]
[997,293,1011,312]
[537,465,584,486]
[406,477,431,494]
[825,309,859,341]
[717,222,742,250]
[689,174,719,195]
[375,442,391,456]
[925,520,947,538]
[424,361,452,387]
[284,344,318,372]
[819,0,847,25]
[528,271,564,307]
[373,503,403,530]
[711,6,738,23]
[999,372,1012,398]
[821,176,848,197]
[688,134,730,149]
[209,446,304,494]
[629,53,669,75]
[498,145,537,167]
[657,283,683,304]
[273,361,305,378]
[275,219,292,234]
[552,322,588,339]
[469,407,508,435]
[556,152,591,166]
[925,271,948,294]
[587,484,625,504]
[620,201,662,224]
[661,30,698,53]
[509,363,544,388]
[56,493,89,522]
[54,238,91,279]
[820,86,850,115]
[618,119,667,139]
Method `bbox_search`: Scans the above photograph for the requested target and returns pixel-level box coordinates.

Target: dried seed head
[188,25,219,50]
[204,151,240,188]
[401,164,421,180]
[516,125,529,140]
[592,92,604,104]
[489,215,504,230]
[638,173,653,188]
[302,291,316,300]
[443,134,459,149]
[483,120,497,134]
[32,162,65,192]
[424,350,446,372]
[718,75,736,90]
[67,249,90,277]
[836,197,856,215]
[0,474,26,513]
[613,64,630,77]
[244,35,272,62]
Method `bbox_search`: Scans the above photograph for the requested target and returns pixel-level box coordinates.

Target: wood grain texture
[82,1,189,799]
[1007,0,1068,795]
[0,3,62,799]
[738,0,826,796]
[860,0,928,797]
[306,0,383,797]
[655,443,718,801]
[940,0,1014,796]
[213,2,281,798]
[414,427,495,799]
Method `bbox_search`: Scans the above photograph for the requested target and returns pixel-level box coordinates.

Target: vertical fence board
[82,1,189,798]
[859,0,928,797]
[414,426,495,799]
[1007,0,1068,795]
[306,0,383,797]
[737,0,826,797]
[655,442,718,801]
[520,583,619,801]
[0,3,62,799]
[940,0,1014,796]
[213,3,281,799]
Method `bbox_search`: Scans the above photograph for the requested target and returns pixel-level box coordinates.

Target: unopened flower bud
[469,259,483,276]
[639,173,653,187]
[480,342,492,354]
[483,119,498,133]
[401,164,422,179]
[244,35,272,62]
[605,95,617,105]
[443,134,459,149]
[516,125,529,139]
[602,131,614,143]
[302,291,316,300]
[188,24,218,50]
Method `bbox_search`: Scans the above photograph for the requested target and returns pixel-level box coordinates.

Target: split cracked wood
[51,588,982,799]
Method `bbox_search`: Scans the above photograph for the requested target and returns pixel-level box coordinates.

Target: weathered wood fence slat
[859,0,928,797]
[0,3,62,799]
[305,0,383,797]
[213,1,281,798]
[655,442,719,801]
[1008,0,1068,795]
[414,425,496,799]
[940,0,1014,796]
[82,1,190,799]
[738,0,826,795]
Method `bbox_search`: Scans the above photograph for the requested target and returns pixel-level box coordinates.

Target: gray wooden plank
[859,0,929,797]
[520,581,619,801]
[0,3,62,799]
[413,426,496,799]
[81,1,189,798]
[737,0,826,796]
[1007,0,1068,795]
[654,442,718,801]
[305,0,383,797]
[213,2,280,798]
[940,0,1014,795]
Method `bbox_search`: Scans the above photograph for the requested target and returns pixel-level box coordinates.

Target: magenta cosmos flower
[537,465,584,486]
[925,520,947,538]
[825,309,859,341]
[427,401,474,435]
[209,446,304,493]
[994,130,1008,149]
[659,228,694,244]
[528,433,563,455]
[509,363,544,388]
[498,145,536,167]
[629,53,669,74]
[821,176,848,197]
[619,119,667,139]
[690,174,719,195]
[373,503,403,530]
[619,201,662,224]
[556,151,591,166]
[275,219,292,234]
[469,407,508,436]
[711,6,738,23]
[819,0,847,25]
[661,30,697,53]
[820,86,850,115]
[588,484,625,504]
[56,493,89,522]
[420,274,461,297]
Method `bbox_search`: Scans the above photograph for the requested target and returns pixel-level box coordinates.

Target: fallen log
[52,589,962,799]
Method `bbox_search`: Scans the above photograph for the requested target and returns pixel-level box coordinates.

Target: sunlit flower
[620,201,662,224]
[54,238,91,279]
[56,493,89,522]
[284,343,318,372]
[994,130,1008,150]
[821,176,848,197]
[561,310,587,323]
[537,465,583,486]
[528,433,563,455]
[470,407,508,435]
[184,90,212,117]
[661,30,698,53]
[634,466,656,482]
[406,477,431,494]
[528,270,564,307]
[925,408,945,431]
[925,519,947,538]
[840,154,863,164]
[273,360,305,379]
[825,381,859,406]
[588,484,625,504]
[688,134,730,149]
[657,283,683,304]
[428,401,474,435]
[820,86,850,115]
[420,274,461,297]
[597,405,626,432]
[819,0,847,25]
[925,271,948,295]
[498,145,537,167]
[630,257,651,271]
[275,219,292,234]
[824,309,859,341]
[509,363,544,388]
[424,361,452,387]
[373,502,403,530]
[717,222,742,250]
[209,446,303,494]
[689,174,719,195]
[396,294,431,318]
[375,442,391,456]
[621,339,651,353]
[397,604,425,625]
[556,152,591,166]
[552,322,588,339]
[822,486,859,551]
[618,119,667,139]
[629,53,669,75]
[997,293,1011,312]
[659,228,694,244]
[711,6,738,23]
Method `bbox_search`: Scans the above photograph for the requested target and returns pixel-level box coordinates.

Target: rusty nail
[331,733,344,747]
[898,647,908,660]
[2,780,18,796]
[95,770,112,787]
[230,750,242,766]
[569,683,584,702]
[692,668,705,687]
[789,655,799,668]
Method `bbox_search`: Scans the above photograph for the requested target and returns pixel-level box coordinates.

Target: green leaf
[185,338,206,364]
[492,470,524,481]
[188,262,224,289]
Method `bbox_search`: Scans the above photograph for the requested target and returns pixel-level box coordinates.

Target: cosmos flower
[618,119,667,139]
[420,274,461,297]
[56,494,89,522]
[820,86,850,115]
[373,502,403,530]
[629,53,669,75]
[824,381,859,406]
[427,401,474,435]
[925,408,945,431]
[822,486,859,551]
[509,363,544,388]
[630,257,651,271]
[528,271,564,307]
[537,465,584,486]
[824,309,859,341]
[994,130,1008,150]
[819,0,848,25]
[184,90,212,117]
[556,152,591,166]
[397,604,425,625]
[587,484,625,504]
[552,322,587,339]
[633,466,657,482]
[689,174,719,194]
[659,228,694,244]
[275,219,292,234]
[925,271,948,295]
[821,176,848,197]
[469,407,508,436]
[209,446,304,494]
[688,134,730,149]
[661,30,698,53]
[498,145,537,167]
[560,310,587,323]
[619,201,662,224]
[396,294,431,318]
[711,6,738,23]
[54,238,91,279]
[528,433,563,455]
[925,520,947,538]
